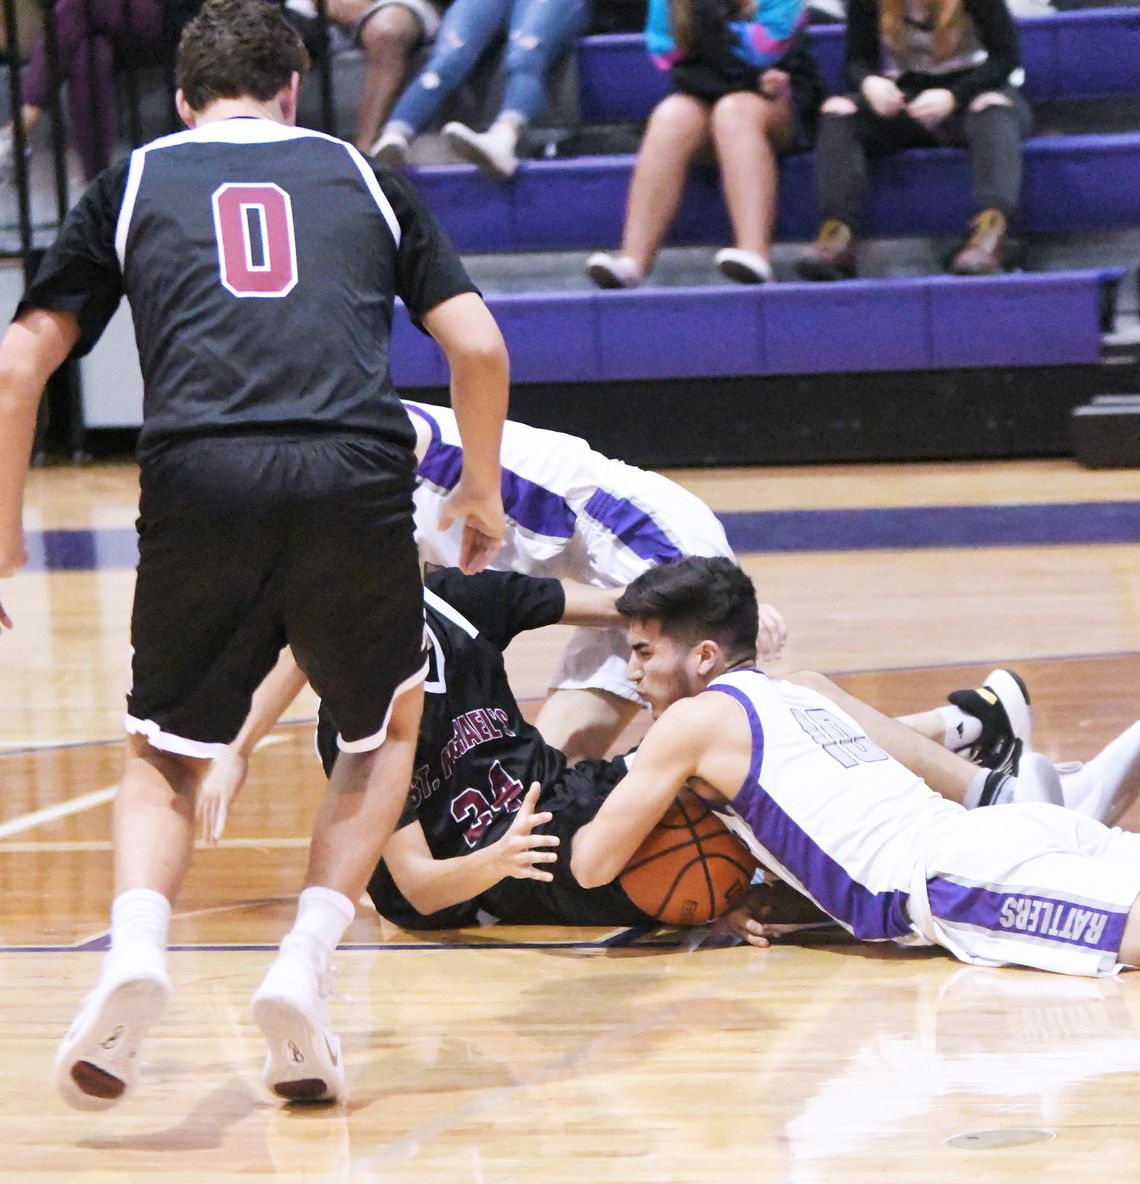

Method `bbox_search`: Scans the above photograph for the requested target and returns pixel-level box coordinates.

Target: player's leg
[252,681,424,1103]
[786,670,1062,809]
[1117,890,1140,968]
[251,437,426,1104]
[922,804,1140,976]
[539,626,646,762]
[54,737,208,1110]
[55,436,292,1109]
[897,667,1032,773]
[1056,722,1140,826]
[534,686,642,765]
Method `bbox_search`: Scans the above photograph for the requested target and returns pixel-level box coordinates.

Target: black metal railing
[0,0,340,457]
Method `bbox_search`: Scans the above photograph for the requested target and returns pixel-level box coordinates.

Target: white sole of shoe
[252,995,343,1104]
[983,669,1033,749]
[55,973,170,1111]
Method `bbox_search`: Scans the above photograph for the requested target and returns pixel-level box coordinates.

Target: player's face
[625,619,701,718]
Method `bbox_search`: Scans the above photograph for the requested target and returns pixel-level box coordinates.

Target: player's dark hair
[616,557,759,663]
[177,0,309,112]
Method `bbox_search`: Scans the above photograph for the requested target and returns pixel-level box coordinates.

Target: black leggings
[814,92,1031,229]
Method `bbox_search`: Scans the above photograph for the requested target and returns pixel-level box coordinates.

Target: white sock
[108,888,171,963]
[286,886,355,960]
[936,705,984,751]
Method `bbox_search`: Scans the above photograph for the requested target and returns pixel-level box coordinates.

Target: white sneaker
[715,247,774,285]
[252,934,345,1104]
[370,128,409,169]
[586,252,644,289]
[1059,721,1140,826]
[947,668,1033,775]
[54,947,172,1111]
[441,120,518,182]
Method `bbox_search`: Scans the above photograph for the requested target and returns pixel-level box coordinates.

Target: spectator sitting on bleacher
[585,0,824,289]
[315,0,451,154]
[795,0,1031,280]
[0,0,200,183]
[370,0,591,180]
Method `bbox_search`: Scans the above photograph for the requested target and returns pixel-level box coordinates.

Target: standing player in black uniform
[0,0,508,1109]
[201,567,656,933]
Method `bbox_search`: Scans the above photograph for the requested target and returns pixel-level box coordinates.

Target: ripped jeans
[387,0,590,134]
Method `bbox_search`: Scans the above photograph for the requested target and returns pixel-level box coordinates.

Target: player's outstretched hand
[755,601,787,662]
[493,782,560,882]
[0,595,12,632]
[196,746,249,846]
[437,478,505,574]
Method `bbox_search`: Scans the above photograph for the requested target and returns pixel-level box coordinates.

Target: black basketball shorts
[126,432,427,757]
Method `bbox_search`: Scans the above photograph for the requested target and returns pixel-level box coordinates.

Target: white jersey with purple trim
[705,669,1140,977]
[404,400,733,700]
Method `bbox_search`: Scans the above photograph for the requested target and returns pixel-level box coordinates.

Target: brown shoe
[795,219,857,282]
[949,209,1008,275]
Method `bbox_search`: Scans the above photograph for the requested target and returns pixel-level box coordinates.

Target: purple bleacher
[410,133,1140,251]
[575,8,1140,123]
[389,268,1120,387]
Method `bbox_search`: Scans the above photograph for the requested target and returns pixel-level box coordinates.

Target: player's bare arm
[571,697,718,888]
[196,647,309,845]
[383,783,559,915]
[422,292,508,573]
[0,309,80,627]
[559,582,624,627]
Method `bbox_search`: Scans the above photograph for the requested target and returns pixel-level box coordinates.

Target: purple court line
[20,500,1140,571]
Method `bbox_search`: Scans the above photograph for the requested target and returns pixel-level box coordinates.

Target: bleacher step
[392,268,1122,388]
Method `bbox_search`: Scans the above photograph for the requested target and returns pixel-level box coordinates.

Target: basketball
[618,788,759,925]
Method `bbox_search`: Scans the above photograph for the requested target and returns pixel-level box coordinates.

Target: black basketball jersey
[315,568,652,930]
[19,118,476,451]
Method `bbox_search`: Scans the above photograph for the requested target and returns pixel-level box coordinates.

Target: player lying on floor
[572,558,1140,976]
[402,400,739,765]
[402,402,1135,823]
[201,567,1140,934]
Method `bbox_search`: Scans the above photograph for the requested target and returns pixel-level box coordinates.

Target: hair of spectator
[176,0,310,112]
[616,557,759,662]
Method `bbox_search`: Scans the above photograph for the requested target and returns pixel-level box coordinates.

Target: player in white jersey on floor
[403,399,747,762]
[403,400,1138,818]
[572,557,1140,976]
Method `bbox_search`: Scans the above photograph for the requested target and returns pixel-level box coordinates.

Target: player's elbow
[570,841,616,889]
[452,326,508,378]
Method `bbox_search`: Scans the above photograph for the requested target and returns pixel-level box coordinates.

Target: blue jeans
[388,0,591,134]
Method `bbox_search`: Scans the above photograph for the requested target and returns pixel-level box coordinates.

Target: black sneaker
[947,668,1032,775]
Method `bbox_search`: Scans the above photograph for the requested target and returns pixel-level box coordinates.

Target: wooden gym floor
[1,456,1138,1182]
